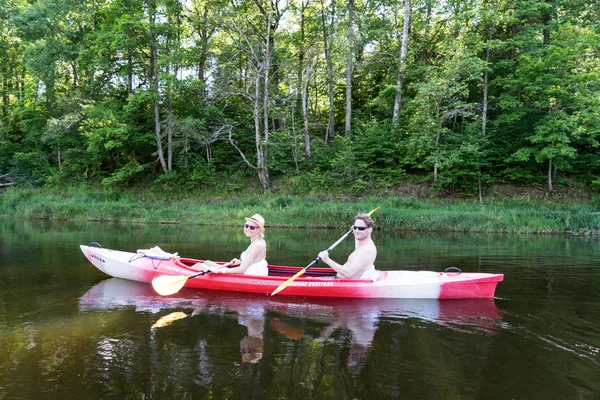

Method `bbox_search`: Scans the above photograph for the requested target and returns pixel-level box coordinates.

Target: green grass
[1,186,600,234]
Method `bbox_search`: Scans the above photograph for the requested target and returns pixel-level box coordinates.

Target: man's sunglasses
[352,226,368,231]
[244,224,259,231]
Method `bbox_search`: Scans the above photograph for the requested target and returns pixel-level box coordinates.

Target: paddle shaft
[152,261,234,296]
[186,270,208,280]
[301,228,352,272]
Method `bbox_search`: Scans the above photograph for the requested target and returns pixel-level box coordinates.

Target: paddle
[152,261,234,296]
[271,206,380,296]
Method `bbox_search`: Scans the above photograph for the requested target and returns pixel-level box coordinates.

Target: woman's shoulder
[253,238,267,249]
[247,238,266,251]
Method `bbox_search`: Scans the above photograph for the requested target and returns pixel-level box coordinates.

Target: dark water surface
[0,219,599,399]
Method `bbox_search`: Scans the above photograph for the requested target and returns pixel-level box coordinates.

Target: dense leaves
[1,0,599,194]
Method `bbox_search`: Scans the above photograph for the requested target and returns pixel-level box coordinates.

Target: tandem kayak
[79,244,504,299]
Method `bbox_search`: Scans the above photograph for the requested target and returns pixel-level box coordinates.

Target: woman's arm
[205,241,265,274]
[192,259,229,271]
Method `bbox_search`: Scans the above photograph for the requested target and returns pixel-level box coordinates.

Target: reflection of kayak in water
[80,245,503,299]
[79,278,505,333]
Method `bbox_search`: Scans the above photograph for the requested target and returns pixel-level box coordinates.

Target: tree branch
[228,129,258,171]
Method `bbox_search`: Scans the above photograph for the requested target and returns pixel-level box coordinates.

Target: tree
[344,0,354,134]
[507,18,600,192]
[392,0,410,127]
[319,0,336,142]
[221,0,284,189]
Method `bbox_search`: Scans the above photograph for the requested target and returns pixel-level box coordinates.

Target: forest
[0,0,599,199]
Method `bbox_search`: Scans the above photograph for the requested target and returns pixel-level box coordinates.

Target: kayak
[79,244,504,299]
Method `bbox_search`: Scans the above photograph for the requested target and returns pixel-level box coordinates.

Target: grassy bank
[1,186,600,234]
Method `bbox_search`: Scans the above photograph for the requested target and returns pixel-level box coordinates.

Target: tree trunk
[320,0,335,142]
[548,158,553,192]
[198,7,210,93]
[166,6,182,172]
[345,0,354,134]
[433,102,441,185]
[482,18,494,136]
[271,59,283,131]
[19,66,26,102]
[297,0,308,113]
[478,175,483,204]
[261,13,272,189]
[127,54,133,95]
[253,67,267,189]
[392,0,410,127]
[148,0,167,173]
[71,61,79,87]
[541,0,555,44]
[1,76,8,117]
[245,36,268,189]
[302,52,312,160]
[166,74,173,171]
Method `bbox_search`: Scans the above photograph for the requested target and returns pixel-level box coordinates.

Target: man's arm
[318,248,374,278]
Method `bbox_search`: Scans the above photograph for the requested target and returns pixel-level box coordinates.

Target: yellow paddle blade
[152,275,190,296]
[271,268,306,296]
[151,311,188,329]
[367,206,380,216]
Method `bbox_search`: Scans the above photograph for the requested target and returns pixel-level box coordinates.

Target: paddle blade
[367,206,380,216]
[152,275,190,296]
[271,269,307,296]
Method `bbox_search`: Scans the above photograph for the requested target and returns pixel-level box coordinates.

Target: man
[318,213,380,281]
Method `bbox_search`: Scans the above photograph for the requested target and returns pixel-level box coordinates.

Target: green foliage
[1,0,599,196]
[432,123,490,194]
[101,160,148,186]
[0,141,19,172]
[11,152,51,187]
[189,159,215,186]
[310,137,364,193]
[267,129,304,177]
[352,120,404,184]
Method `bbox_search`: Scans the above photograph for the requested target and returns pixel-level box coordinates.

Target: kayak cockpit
[174,258,338,278]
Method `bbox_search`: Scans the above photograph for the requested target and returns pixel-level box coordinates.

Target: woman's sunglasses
[352,226,368,231]
[244,224,259,231]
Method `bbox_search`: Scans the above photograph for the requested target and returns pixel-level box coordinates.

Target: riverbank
[1,186,599,234]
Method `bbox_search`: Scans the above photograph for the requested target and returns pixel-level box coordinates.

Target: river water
[0,219,599,399]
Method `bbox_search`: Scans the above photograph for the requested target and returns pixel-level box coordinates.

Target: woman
[197,214,268,276]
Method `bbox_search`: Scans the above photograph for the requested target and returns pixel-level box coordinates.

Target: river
[0,219,599,399]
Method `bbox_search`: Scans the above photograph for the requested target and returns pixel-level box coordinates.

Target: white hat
[245,214,265,232]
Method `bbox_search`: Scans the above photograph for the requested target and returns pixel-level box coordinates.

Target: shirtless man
[318,213,379,281]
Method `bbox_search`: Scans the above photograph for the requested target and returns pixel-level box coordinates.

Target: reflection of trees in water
[0,306,499,399]
[260,312,378,398]
[149,302,378,397]
[27,279,506,398]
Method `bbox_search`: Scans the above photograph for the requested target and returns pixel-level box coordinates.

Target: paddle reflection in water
[151,312,189,329]
[80,278,505,372]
